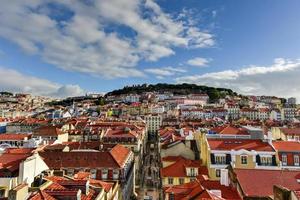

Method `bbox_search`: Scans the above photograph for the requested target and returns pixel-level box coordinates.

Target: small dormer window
[241,155,248,164]
[294,155,299,166]
[282,154,287,166]
[90,169,97,179]
[113,169,119,180]
[102,169,108,179]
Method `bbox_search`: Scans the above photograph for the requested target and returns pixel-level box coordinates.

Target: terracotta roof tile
[234,169,300,197]
[0,133,31,141]
[109,144,131,167]
[28,191,56,200]
[33,126,64,137]
[39,144,130,169]
[208,139,274,152]
[273,141,300,152]
[161,157,207,178]
[280,128,300,135]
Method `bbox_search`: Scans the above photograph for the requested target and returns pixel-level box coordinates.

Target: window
[190,168,196,176]
[261,156,272,166]
[294,155,299,166]
[113,169,119,179]
[66,169,74,177]
[282,154,287,166]
[168,178,173,185]
[169,193,175,200]
[295,136,300,141]
[179,178,184,185]
[287,135,293,141]
[216,169,221,177]
[241,155,247,164]
[90,169,97,179]
[215,156,226,165]
[102,169,108,179]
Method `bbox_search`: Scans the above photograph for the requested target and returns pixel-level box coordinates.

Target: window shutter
[226,154,231,164]
[256,155,261,165]
[272,155,276,166]
[211,154,215,164]
[96,169,102,180]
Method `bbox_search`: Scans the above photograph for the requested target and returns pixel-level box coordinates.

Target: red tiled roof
[28,190,56,200]
[234,169,300,197]
[207,139,275,152]
[47,182,66,190]
[109,144,131,167]
[165,179,241,200]
[5,148,35,154]
[161,157,207,178]
[211,125,249,135]
[33,126,64,137]
[73,172,114,192]
[45,176,68,182]
[162,156,183,162]
[200,180,241,199]
[280,128,300,135]
[273,141,300,152]
[164,180,204,199]
[193,190,225,200]
[74,172,90,180]
[104,127,139,138]
[0,133,31,141]
[0,152,32,171]
[43,177,99,200]
[89,179,113,192]
[39,144,130,169]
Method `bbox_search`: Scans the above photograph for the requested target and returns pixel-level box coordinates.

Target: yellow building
[271,127,300,141]
[160,156,207,187]
[199,133,279,180]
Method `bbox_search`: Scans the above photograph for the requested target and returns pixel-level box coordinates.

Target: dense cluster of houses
[0,91,299,199]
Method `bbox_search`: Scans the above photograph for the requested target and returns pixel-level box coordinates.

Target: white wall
[19,153,49,185]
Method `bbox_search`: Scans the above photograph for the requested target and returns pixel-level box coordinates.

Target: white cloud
[145,66,186,78]
[176,58,300,100]
[0,1,214,79]
[0,67,84,98]
[187,57,210,67]
[212,10,217,18]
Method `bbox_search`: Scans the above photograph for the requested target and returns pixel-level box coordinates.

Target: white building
[144,114,163,134]
[269,109,282,121]
[0,151,48,197]
[150,105,165,114]
[124,94,140,103]
[282,107,296,121]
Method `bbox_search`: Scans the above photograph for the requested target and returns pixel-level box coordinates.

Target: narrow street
[137,133,161,199]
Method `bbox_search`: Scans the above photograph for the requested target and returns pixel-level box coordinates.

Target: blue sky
[0,0,300,99]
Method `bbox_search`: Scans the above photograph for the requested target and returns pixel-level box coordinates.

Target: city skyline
[0,0,300,99]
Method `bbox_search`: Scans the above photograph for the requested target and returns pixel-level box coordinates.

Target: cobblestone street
[138,133,161,199]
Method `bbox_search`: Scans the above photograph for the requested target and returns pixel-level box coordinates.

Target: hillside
[106,83,238,102]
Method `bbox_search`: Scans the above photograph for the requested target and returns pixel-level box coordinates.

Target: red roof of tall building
[39,144,131,169]
[0,133,31,141]
[29,190,57,200]
[280,128,300,135]
[211,125,249,135]
[207,139,274,152]
[164,180,241,200]
[273,141,300,152]
[33,126,64,136]
[234,169,300,197]
[161,157,207,178]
